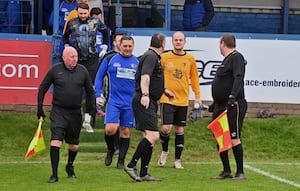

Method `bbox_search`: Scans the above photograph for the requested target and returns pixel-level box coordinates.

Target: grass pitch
[0,112,299,190]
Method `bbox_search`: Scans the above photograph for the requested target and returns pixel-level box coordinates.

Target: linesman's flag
[25,118,46,160]
[207,110,232,153]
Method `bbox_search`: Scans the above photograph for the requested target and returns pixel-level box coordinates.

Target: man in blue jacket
[183,0,215,31]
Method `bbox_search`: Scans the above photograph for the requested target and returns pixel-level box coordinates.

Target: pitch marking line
[245,164,300,189]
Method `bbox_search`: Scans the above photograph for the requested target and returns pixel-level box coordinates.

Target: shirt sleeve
[94,57,109,98]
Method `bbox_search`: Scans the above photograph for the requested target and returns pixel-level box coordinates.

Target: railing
[0,0,34,34]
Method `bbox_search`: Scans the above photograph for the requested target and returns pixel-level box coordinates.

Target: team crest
[88,21,95,29]
[173,69,183,79]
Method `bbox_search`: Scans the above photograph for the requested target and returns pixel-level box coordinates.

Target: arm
[63,20,72,46]
[84,69,96,115]
[140,74,150,109]
[94,57,109,105]
[37,70,53,119]
[230,54,246,98]
[190,59,201,102]
[98,22,109,58]
[202,0,215,26]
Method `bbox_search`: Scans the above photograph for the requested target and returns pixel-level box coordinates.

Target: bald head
[62,47,78,69]
[172,31,186,53]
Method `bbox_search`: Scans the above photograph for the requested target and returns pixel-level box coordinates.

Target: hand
[164,88,175,101]
[37,108,45,120]
[208,102,215,112]
[140,95,150,109]
[96,97,106,106]
[193,99,202,109]
[99,44,108,58]
[228,95,236,107]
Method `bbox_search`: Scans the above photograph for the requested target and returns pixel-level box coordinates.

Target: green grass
[0,112,299,191]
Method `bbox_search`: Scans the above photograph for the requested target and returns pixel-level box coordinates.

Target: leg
[65,144,79,179]
[174,126,184,169]
[104,123,119,166]
[158,124,171,166]
[139,130,161,181]
[117,126,130,169]
[232,142,245,179]
[48,140,62,183]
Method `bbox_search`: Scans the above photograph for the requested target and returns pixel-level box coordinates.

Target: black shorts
[212,99,247,139]
[132,94,159,131]
[50,106,82,145]
[79,56,99,83]
[161,103,188,127]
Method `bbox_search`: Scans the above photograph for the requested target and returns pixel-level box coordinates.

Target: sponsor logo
[0,63,38,78]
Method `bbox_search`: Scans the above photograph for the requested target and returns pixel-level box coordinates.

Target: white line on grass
[245,164,300,189]
[1,161,299,188]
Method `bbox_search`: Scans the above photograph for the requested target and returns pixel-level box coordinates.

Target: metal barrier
[0,0,34,34]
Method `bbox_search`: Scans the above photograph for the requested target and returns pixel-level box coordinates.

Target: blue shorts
[104,102,135,128]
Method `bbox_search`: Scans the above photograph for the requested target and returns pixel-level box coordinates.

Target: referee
[124,33,172,182]
[211,33,247,180]
[37,46,96,183]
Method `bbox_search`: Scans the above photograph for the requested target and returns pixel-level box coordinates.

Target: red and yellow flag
[207,110,232,153]
[25,118,46,160]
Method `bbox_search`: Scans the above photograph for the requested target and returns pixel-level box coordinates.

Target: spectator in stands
[0,0,31,34]
[43,0,60,35]
[183,0,215,31]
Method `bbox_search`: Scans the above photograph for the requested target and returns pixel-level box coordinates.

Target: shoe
[97,108,105,116]
[48,175,58,183]
[213,171,233,179]
[117,161,124,169]
[140,174,161,181]
[174,159,184,169]
[114,149,119,155]
[232,173,246,180]
[82,122,94,133]
[105,150,114,166]
[124,166,141,182]
[158,151,168,167]
[65,165,76,178]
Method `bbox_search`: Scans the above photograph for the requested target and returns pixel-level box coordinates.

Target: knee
[105,125,118,135]
[69,144,79,152]
[119,127,130,138]
[161,125,172,134]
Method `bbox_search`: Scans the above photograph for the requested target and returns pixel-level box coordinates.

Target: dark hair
[220,33,236,48]
[76,3,89,11]
[112,32,125,41]
[150,33,166,48]
[120,35,134,44]
[90,7,102,17]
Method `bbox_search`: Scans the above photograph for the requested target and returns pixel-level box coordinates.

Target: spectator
[0,0,31,33]
[183,0,215,31]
